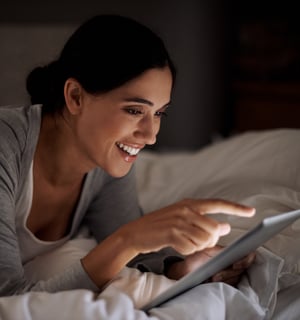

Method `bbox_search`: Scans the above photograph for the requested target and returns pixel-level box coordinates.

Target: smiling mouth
[116,142,141,156]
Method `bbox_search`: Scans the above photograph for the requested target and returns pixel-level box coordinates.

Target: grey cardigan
[0,104,171,296]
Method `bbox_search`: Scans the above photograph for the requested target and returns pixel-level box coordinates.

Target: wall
[0,0,230,150]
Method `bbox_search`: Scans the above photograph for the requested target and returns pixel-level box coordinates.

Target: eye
[124,107,144,116]
[155,111,168,118]
[155,105,170,118]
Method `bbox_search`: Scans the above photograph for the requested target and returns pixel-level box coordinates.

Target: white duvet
[0,129,299,320]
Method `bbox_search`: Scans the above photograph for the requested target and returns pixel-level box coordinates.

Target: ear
[64,78,84,115]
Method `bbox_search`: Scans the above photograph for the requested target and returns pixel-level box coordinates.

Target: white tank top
[15,162,71,264]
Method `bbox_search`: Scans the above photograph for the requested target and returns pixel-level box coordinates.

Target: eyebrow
[123,97,171,108]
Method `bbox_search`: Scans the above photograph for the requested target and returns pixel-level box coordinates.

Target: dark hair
[26,14,176,114]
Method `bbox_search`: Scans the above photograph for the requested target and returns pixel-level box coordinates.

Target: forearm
[81,228,137,289]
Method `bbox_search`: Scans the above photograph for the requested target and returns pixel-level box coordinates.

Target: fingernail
[248,208,256,216]
[220,223,231,236]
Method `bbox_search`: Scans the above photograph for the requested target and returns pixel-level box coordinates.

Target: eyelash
[124,108,168,118]
[155,111,168,118]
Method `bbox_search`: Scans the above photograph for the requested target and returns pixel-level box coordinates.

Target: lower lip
[117,146,138,163]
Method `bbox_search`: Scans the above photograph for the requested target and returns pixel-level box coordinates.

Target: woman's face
[68,66,173,177]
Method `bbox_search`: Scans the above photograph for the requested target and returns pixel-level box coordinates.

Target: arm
[82,194,255,290]
[0,112,97,296]
[83,166,183,275]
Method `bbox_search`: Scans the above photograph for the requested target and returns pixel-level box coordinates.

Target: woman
[0,14,255,297]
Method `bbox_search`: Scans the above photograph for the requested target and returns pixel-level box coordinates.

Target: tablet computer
[141,208,300,312]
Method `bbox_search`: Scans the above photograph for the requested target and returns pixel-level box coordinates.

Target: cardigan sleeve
[0,113,98,296]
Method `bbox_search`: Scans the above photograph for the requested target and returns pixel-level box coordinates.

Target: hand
[82,199,254,290]
[166,245,256,287]
[210,252,256,286]
[119,199,255,257]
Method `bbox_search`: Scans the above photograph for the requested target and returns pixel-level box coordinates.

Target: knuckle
[168,227,180,242]
[205,232,219,249]
[182,244,197,256]
[171,216,185,229]
[181,205,190,216]
[179,198,194,209]
[193,233,210,251]
[173,242,189,255]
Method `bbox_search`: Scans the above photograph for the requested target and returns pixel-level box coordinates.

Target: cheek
[154,119,162,134]
[89,117,132,146]
[75,114,108,151]
[79,107,136,148]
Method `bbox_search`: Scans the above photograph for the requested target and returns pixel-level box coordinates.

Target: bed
[0,128,299,319]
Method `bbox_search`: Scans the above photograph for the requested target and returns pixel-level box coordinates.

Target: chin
[104,164,132,178]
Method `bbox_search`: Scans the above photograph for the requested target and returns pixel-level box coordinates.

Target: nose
[134,115,159,145]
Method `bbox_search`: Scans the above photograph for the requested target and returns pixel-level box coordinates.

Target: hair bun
[26,61,60,105]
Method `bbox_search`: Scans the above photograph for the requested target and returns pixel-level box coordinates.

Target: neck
[34,112,90,186]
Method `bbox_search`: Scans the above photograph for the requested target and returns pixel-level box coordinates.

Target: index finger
[184,198,255,217]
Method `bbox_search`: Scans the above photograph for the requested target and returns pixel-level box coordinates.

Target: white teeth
[117,143,140,156]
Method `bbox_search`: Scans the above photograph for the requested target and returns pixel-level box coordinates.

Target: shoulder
[0,104,42,136]
[0,104,41,157]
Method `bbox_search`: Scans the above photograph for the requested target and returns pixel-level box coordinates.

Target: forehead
[87,67,173,107]
[115,67,173,100]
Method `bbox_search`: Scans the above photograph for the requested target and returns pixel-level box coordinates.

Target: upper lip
[116,142,145,149]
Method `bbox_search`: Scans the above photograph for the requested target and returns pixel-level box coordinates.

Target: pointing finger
[184,199,255,217]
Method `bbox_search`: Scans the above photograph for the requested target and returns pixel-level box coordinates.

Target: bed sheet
[0,247,287,320]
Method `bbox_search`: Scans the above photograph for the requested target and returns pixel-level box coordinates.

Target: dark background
[1,0,299,151]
